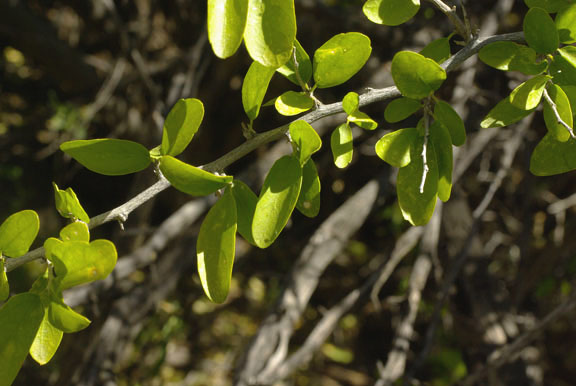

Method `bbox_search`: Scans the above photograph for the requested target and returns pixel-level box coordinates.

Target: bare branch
[542,87,576,139]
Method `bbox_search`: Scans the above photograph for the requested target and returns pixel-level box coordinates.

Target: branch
[542,87,576,139]
[5,31,526,273]
[424,0,470,40]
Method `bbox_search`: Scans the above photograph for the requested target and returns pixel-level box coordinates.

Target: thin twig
[425,0,470,40]
[542,87,576,139]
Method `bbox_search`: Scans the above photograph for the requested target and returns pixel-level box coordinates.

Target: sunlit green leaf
[0,293,44,386]
[524,7,559,54]
[313,33,372,88]
[30,313,63,365]
[420,36,451,64]
[429,122,453,202]
[159,156,233,197]
[197,188,237,303]
[561,85,576,117]
[53,183,90,223]
[244,0,296,68]
[434,100,466,146]
[289,120,321,165]
[0,259,8,301]
[478,42,548,75]
[556,3,576,43]
[330,123,354,168]
[509,74,551,110]
[391,51,446,99]
[0,210,39,258]
[296,158,321,218]
[208,0,248,58]
[252,155,302,248]
[161,98,204,156]
[384,97,421,123]
[544,83,573,142]
[232,180,258,245]
[60,139,151,176]
[348,111,378,130]
[375,127,418,167]
[275,91,314,116]
[481,95,536,128]
[530,133,576,175]
[397,136,438,226]
[59,222,90,243]
[242,61,276,121]
[525,0,573,13]
[363,0,420,26]
[48,300,91,333]
[277,40,312,85]
[342,92,359,115]
[550,48,576,86]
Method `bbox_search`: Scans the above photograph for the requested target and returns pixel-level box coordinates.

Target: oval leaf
[509,74,551,110]
[242,61,276,121]
[0,210,39,258]
[530,133,576,175]
[48,300,91,333]
[420,36,451,64]
[276,40,312,85]
[331,123,354,168]
[244,0,296,68]
[252,155,302,248]
[275,91,314,116]
[429,122,453,202]
[348,111,378,130]
[161,98,204,156]
[60,139,151,176]
[197,188,237,303]
[342,92,360,115]
[391,51,446,99]
[363,0,420,26]
[59,222,90,243]
[232,180,258,245]
[544,83,573,142]
[313,32,372,88]
[556,3,576,43]
[0,293,45,386]
[160,156,233,197]
[375,127,418,167]
[30,313,63,365]
[53,183,90,223]
[208,0,248,58]
[384,97,421,123]
[524,7,559,54]
[434,100,466,146]
[481,94,536,128]
[479,42,548,75]
[296,159,321,218]
[289,120,322,165]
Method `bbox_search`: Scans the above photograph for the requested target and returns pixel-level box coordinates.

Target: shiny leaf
[384,97,421,123]
[289,120,322,165]
[30,313,63,365]
[434,100,466,146]
[160,156,233,197]
[277,40,312,85]
[275,91,314,116]
[161,98,204,156]
[296,159,321,218]
[375,127,418,167]
[544,83,573,142]
[208,0,248,58]
[53,183,90,223]
[232,180,258,245]
[509,74,551,110]
[0,210,39,258]
[363,0,420,26]
[524,7,559,54]
[242,61,276,120]
[391,51,446,99]
[330,123,354,168]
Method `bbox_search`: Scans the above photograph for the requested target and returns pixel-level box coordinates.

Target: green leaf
[375,127,418,167]
[420,36,451,64]
[159,156,233,196]
[434,100,466,146]
[550,48,576,86]
[524,7,559,54]
[556,3,576,43]
[59,222,90,243]
[348,111,378,130]
[558,46,576,69]
[48,299,91,333]
[429,122,453,202]
[289,120,322,165]
[197,188,237,303]
[275,91,314,116]
[208,0,248,58]
[60,139,151,176]
[0,293,44,386]
[50,240,117,290]
[277,40,312,85]
[525,0,573,13]
[0,210,39,258]
[330,123,354,168]
[244,0,296,68]
[296,159,321,218]
[478,42,548,75]
[53,183,90,223]
[561,85,576,117]
[161,98,204,156]
[530,133,576,175]
[509,74,551,110]
[544,83,573,142]
[481,95,536,128]
[384,97,421,123]
[0,259,8,301]
[391,51,446,99]
[397,136,438,226]
[252,155,302,248]
[313,32,372,88]
[342,92,360,115]
[363,0,420,26]
[30,313,63,365]
[231,180,258,245]
[242,61,276,121]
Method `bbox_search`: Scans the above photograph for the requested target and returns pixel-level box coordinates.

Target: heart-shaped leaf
[30,313,63,365]
[384,97,421,123]
[391,51,446,99]
[197,187,237,303]
[275,91,314,116]
[253,155,302,248]
[543,83,573,142]
[161,98,204,156]
[330,123,354,168]
[242,61,276,121]
[434,100,466,146]
[232,180,258,245]
[313,32,372,88]
[0,210,39,258]
[363,0,420,26]
[524,7,559,54]
[375,127,418,167]
[296,158,321,218]
[289,120,322,165]
[160,156,233,197]
[208,0,248,58]
[60,139,151,176]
